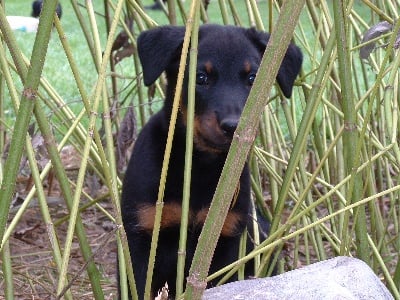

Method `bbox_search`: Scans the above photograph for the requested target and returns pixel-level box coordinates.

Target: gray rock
[203,256,393,300]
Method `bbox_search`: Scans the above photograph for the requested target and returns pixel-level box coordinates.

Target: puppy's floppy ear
[247,28,303,98]
[137,26,186,86]
[276,43,303,98]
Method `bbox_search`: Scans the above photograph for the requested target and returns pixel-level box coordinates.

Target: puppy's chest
[129,149,245,235]
[137,163,246,237]
[165,155,223,207]
[136,201,245,238]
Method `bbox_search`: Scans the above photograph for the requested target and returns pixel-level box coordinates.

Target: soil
[2,191,118,300]
[0,144,119,300]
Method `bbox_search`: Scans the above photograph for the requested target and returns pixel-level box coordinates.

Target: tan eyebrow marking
[244,60,251,73]
[205,61,213,73]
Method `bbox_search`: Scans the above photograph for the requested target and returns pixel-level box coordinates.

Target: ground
[1,145,118,299]
[3,195,118,299]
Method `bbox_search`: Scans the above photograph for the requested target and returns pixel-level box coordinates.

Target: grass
[0,0,399,299]
[5,3,98,89]
[0,1,373,130]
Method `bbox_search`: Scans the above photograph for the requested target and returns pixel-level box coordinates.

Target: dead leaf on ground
[117,106,137,173]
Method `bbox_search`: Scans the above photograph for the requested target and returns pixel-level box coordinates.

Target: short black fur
[120,24,302,299]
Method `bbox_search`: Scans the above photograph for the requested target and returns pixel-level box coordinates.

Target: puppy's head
[137,24,302,152]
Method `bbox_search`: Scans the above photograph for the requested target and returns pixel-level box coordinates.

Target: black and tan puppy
[121,24,302,299]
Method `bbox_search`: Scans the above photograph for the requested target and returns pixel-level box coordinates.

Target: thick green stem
[143,2,201,297]
[333,0,369,261]
[176,3,200,298]
[56,0,124,297]
[1,239,14,299]
[185,2,306,299]
[0,0,57,248]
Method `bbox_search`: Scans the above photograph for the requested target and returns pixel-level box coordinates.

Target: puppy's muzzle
[220,118,239,138]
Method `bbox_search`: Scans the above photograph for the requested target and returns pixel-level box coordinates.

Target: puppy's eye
[196,72,208,85]
[248,74,256,85]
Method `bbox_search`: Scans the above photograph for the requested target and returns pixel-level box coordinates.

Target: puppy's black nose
[220,118,238,137]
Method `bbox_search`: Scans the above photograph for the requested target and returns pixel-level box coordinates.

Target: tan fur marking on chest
[136,202,184,231]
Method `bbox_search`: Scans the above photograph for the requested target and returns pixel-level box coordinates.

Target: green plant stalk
[281,97,327,261]
[42,110,104,298]
[290,126,345,222]
[227,0,242,26]
[361,0,393,23]
[167,0,177,25]
[348,6,400,263]
[0,38,72,300]
[269,19,337,235]
[305,0,342,93]
[238,230,247,279]
[111,7,148,127]
[0,0,57,247]
[209,182,400,282]
[385,0,398,17]
[0,0,3,157]
[117,234,129,300]
[70,0,98,71]
[260,109,278,213]
[2,28,105,174]
[249,199,261,271]
[99,94,118,215]
[267,0,273,32]
[199,1,208,24]
[333,0,369,261]
[250,175,272,220]
[1,100,109,298]
[245,0,255,28]
[251,149,298,202]
[8,62,94,160]
[86,0,103,68]
[54,192,114,225]
[53,15,121,188]
[253,131,357,211]
[100,84,119,206]
[176,0,188,25]
[101,111,138,300]
[185,2,306,299]
[104,0,118,102]
[215,228,249,285]
[135,53,148,128]
[56,0,125,296]
[114,5,150,127]
[368,235,400,299]
[1,239,14,300]
[0,108,85,248]
[33,39,102,300]
[176,3,200,298]
[0,6,105,297]
[0,74,3,157]
[302,221,310,264]
[101,73,137,298]
[26,137,73,300]
[218,0,229,25]
[248,0,264,30]
[53,16,102,150]
[380,21,400,290]
[143,1,199,297]
[311,111,337,236]
[254,38,347,270]
[127,0,158,28]
[79,6,140,292]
